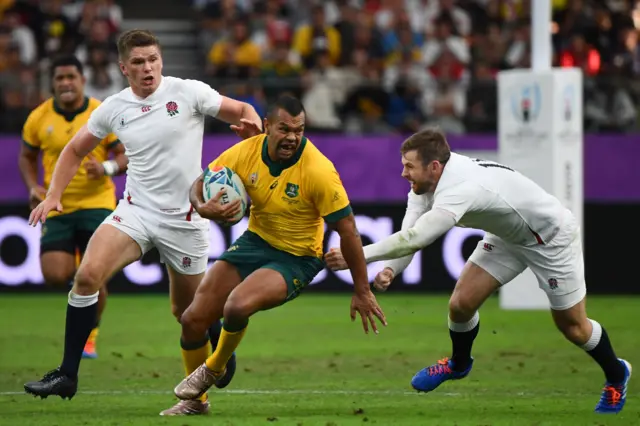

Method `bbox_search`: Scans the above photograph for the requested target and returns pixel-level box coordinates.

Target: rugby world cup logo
[510,83,541,123]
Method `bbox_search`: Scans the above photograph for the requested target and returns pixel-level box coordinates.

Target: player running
[19,55,127,359]
[170,95,386,402]
[325,128,631,414]
[24,29,263,416]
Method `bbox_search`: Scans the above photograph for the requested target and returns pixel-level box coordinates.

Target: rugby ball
[202,165,248,225]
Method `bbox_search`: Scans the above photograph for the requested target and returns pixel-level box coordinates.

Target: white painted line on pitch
[0,389,463,397]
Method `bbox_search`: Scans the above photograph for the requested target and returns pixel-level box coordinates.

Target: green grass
[0,293,638,425]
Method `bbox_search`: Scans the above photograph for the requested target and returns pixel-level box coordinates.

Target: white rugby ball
[202,165,248,225]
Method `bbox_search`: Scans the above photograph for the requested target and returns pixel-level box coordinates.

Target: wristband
[102,160,119,176]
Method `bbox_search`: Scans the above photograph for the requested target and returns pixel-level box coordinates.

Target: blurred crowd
[0,0,123,132]
[2,0,640,134]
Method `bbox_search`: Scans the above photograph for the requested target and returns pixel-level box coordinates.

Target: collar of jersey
[53,96,89,122]
[261,135,307,177]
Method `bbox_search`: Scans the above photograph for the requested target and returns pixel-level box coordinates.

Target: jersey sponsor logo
[112,215,123,223]
[482,242,494,252]
[269,180,278,190]
[141,105,151,113]
[332,191,340,202]
[250,172,258,185]
[166,101,179,117]
[284,183,299,198]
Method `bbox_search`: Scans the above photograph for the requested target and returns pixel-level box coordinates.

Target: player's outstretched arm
[218,97,263,139]
[29,125,102,225]
[330,213,387,334]
[363,208,457,263]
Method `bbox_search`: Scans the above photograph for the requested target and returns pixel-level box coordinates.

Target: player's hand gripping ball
[202,165,248,226]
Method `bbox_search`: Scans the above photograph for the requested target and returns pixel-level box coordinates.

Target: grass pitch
[0,293,638,425]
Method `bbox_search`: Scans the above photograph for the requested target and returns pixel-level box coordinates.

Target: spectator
[292,5,341,68]
[421,14,470,67]
[207,18,262,79]
[2,7,36,65]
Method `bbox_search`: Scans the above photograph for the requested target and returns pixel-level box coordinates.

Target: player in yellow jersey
[171,95,387,402]
[18,55,127,359]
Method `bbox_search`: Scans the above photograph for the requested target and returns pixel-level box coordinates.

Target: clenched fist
[373,267,395,292]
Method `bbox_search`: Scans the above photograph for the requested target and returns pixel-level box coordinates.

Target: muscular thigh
[467,234,527,286]
[76,223,143,290]
[167,265,204,319]
[184,260,243,325]
[219,230,324,304]
[40,212,81,285]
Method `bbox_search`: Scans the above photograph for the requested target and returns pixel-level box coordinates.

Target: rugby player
[24,29,263,416]
[325,128,631,414]
[19,55,127,359]
[170,95,387,401]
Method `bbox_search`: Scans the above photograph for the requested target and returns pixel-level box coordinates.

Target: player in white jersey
[24,30,263,416]
[325,128,631,414]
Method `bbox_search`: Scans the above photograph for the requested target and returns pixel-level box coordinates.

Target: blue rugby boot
[411,357,473,393]
[595,359,632,414]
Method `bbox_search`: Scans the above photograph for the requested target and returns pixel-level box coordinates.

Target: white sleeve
[383,191,432,275]
[363,208,456,262]
[86,100,112,139]
[431,181,477,222]
[185,79,223,117]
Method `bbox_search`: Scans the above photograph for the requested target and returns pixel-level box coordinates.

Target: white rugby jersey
[372,152,569,273]
[431,152,566,245]
[87,76,222,216]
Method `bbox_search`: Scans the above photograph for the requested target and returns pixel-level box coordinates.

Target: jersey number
[472,158,514,172]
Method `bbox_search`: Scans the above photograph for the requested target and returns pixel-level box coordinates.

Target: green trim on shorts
[324,204,352,223]
[22,139,39,151]
[218,230,324,303]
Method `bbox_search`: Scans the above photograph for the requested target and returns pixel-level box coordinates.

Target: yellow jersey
[209,135,352,258]
[22,97,120,217]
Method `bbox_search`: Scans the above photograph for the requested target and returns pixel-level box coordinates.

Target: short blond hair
[117,29,160,59]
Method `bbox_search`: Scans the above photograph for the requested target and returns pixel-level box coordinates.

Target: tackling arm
[382,194,431,275]
[363,208,457,263]
[47,125,102,200]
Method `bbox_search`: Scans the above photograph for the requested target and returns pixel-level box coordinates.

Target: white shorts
[468,210,586,310]
[103,200,210,275]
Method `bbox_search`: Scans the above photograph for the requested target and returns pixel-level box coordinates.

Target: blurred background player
[18,55,127,359]
[173,95,386,405]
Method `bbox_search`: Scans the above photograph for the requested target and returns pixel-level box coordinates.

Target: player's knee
[223,298,253,323]
[448,294,478,322]
[42,270,73,288]
[555,316,591,345]
[171,303,186,321]
[179,308,209,335]
[74,264,104,295]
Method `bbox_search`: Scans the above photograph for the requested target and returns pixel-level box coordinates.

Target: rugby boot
[24,368,78,400]
[174,363,227,400]
[595,359,632,414]
[411,357,473,393]
[159,399,210,416]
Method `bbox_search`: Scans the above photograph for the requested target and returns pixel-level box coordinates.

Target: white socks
[448,312,480,332]
[581,319,602,351]
[68,291,99,308]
